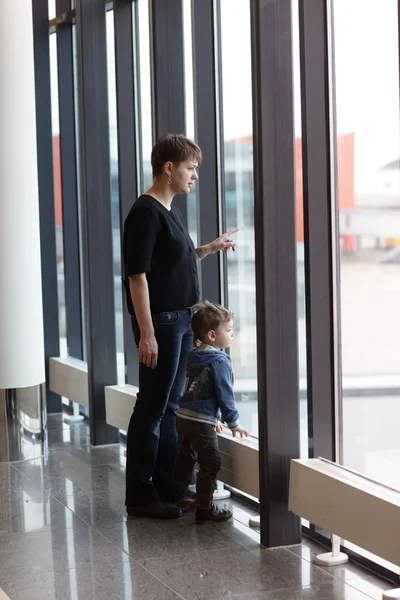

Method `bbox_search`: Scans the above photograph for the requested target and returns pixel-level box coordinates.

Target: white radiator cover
[289,458,400,566]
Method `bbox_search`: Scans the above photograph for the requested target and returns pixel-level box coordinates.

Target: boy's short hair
[191,301,234,344]
[151,133,202,177]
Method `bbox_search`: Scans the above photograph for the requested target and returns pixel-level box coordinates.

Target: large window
[106,10,125,385]
[183,0,198,247]
[219,0,257,435]
[135,0,153,193]
[334,0,400,572]
[48,0,56,20]
[72,24,87,362]
[292,0,308,460]
[49,33,67,359]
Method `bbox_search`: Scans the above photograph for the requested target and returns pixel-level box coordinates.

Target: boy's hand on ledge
[216,421,224,433]
[232,426,249,438]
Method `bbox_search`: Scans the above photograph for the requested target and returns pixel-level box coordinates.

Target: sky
[49,0,400,192]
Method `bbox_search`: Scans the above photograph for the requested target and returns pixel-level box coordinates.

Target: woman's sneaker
[195,503,233,524]
[174,489,197,511]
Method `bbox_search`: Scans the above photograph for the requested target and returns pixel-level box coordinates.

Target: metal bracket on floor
[213,480,231,501]
[64,402,84,423]
[314,534,349,566]
[383,590,400,599]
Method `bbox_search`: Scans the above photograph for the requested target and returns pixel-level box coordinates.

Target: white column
[0,0,45,390]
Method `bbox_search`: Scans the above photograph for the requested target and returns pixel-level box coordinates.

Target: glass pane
[220,0,257,435]
[136,0,153,193]
[49,33,67,360]
[72,24,87,363]
[334,0,400,572]
[292,0,308,460]
[106,10,125,385]
[183,0,195,140]
[50,33,70,408]
[183,0,198,247]
[48,0,56,19]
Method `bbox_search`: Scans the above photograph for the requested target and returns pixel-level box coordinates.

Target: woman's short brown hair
[151,133,202,177]
[191,301,234,344]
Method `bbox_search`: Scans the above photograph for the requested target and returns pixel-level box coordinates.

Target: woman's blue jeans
[125,309,193,506]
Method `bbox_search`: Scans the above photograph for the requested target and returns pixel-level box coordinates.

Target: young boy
[172,301,249,524]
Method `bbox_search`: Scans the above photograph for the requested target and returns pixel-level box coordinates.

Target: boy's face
[208,319,235,350]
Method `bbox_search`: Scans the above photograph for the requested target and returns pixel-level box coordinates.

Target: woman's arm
[129,274,158,369]
[195,228,239,262]
[195,244,213,262]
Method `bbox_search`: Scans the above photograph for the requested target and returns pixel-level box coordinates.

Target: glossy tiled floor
[0,414,395,599]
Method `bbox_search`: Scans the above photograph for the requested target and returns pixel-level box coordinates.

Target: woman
[123,134,238,518]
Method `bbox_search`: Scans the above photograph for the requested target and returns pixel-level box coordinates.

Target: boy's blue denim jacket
[177,345,241,430]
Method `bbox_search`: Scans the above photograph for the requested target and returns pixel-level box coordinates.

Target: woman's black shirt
[123,195,200,314]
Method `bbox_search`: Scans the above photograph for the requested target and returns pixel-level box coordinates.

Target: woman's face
[167,158,199,194]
